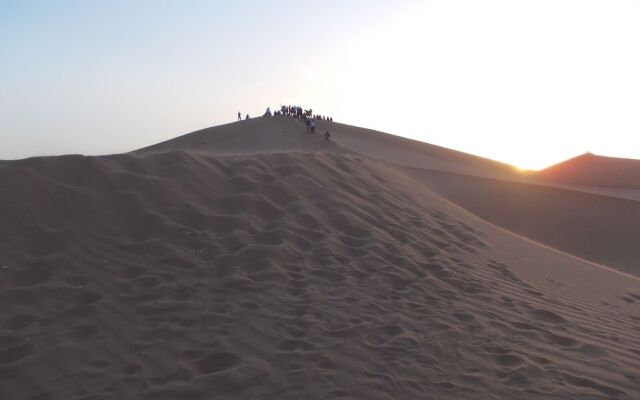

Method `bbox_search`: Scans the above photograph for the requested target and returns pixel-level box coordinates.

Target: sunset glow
[2,1,639,169]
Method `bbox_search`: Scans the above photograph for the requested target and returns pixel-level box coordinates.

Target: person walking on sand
[310,119,316,133]
[238,112,241,121]
[324,130,331,144]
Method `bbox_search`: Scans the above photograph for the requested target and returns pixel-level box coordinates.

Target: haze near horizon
[1,0,640,169]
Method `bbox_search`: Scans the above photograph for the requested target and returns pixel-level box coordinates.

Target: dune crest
[538,152,640,187]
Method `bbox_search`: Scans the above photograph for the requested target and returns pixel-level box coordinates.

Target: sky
[1,0,639,170]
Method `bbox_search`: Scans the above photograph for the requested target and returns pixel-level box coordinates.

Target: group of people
[276,105,333,122]
[238,105,333,122]
[237,104,333,144]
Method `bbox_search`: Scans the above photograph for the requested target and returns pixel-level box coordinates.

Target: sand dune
[310,121,521,180]
[1,117,639,399]
[538,152,640,187]
[404,168,640,276]
[531,153,640,201]
[139,116,520,180]
[136,117,332,156]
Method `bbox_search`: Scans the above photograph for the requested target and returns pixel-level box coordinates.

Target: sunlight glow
[1,1,639,169]
[312,0,640,170]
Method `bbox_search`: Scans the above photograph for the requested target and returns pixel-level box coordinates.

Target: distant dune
[538,152,640,187]
[1,116,638,399]
[404,168,640,276]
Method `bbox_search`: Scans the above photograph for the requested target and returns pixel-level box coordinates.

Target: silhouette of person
[245,114,250,120]
[324,130,331,144]
[238,112,241,121]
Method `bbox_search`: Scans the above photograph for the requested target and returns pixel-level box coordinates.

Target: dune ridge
[404,167,640,276]
[0,117,639,399]
[137,117,520,180]
[538,152,640,187]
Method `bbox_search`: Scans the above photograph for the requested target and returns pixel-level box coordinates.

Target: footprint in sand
[74,291,103,306]
[190,352,272,393]
[529,308,567,324]
[134,276,161,289]
[122,362,143,376]
[61,273,88,287]
[452,312,475,323]
[115,265,147,279]
[0,343,34,364]
[3,314,37,331]
[68,325,100,343]
[194,352,239,374]
[277,339,316,352]
[494,353,524,367]
[619,295,635,304]
[546,332,578,347]
[240,302,259,310]
[2,265,51,288]
[91,360,111,369]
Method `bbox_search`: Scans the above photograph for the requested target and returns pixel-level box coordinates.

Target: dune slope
[538,152,640,187]
[136,117,332,156]
[1,142,639,399]
[138,116,519,179]
[404,168,640,276]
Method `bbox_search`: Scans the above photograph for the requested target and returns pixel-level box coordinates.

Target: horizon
[0,114,637,172]
[2,1,640,170]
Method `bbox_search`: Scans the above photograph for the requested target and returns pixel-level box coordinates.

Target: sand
[538,152,640,187]
[403,168,640,276]
[0,116,638,399]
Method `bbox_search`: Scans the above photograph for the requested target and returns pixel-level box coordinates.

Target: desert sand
[538,152,640,187]
[403,168,640,276]
[1,116,638,399]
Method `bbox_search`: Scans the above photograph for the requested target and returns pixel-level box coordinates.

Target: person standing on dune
[237,112,241,121]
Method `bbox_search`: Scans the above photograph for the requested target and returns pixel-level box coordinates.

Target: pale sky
[1,0,639,169]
